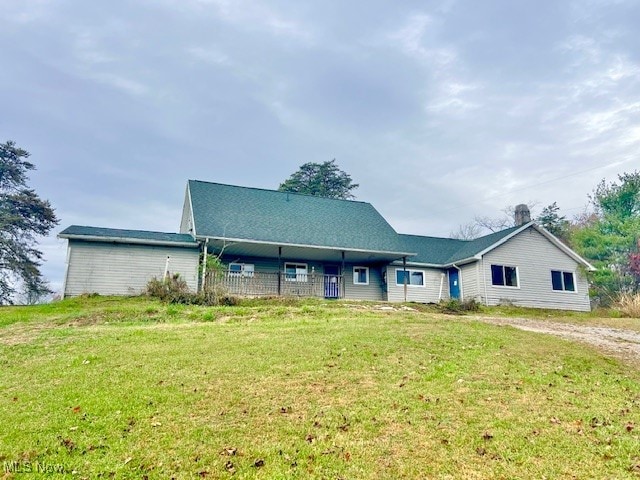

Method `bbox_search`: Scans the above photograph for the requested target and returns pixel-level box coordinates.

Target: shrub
[144,273,192,304]
[145,273,241,306]
[615,292,640,318]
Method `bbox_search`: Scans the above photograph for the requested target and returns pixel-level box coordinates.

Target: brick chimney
[514,204,531,226]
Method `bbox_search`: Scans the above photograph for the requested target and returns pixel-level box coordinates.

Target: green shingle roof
[398,225,524,265]
[188,180,412,254]
[59,225,198,246]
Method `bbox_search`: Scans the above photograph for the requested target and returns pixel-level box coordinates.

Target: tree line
[2,142,638,308]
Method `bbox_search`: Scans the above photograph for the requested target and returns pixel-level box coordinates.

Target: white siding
[386,264,446,303]
[480,227,591,311]
[65,241,200,297]
[179,189,194,234]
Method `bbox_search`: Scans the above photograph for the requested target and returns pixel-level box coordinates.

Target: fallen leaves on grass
[58,437,75,453]
[221,447,238,456]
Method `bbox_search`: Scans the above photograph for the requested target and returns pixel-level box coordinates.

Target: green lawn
[1,297,639,479]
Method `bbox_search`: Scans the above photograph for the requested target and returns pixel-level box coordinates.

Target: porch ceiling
[205,238,410,264]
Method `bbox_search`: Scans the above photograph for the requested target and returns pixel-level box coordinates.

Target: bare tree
[449,222,483,240]
[454,202,539,238]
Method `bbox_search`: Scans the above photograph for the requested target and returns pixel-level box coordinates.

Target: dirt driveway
[476,316,640,365]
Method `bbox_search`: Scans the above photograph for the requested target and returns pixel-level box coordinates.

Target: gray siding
[480,227,591,311]
[64,240,200,297]
[343,264,385,301]
[386,264,446,303]
[459,262,480,300]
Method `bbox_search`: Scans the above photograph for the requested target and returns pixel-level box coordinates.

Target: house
[59,179,595,311]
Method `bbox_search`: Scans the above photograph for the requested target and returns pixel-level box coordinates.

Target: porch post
[403,256,407,302]
[278,246,282,296]
[341,251,345,299]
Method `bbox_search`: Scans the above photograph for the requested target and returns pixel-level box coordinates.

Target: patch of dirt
[476,316,640,365]
[0,323,55,346]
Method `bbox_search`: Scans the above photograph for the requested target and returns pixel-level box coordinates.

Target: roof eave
[198,235,416,258]
[58,233,199,248]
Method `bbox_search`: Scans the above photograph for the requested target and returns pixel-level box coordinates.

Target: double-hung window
[228,263,254,277]
[285,263,308,282]
[491,264,518,287]
[551,270,575,292]
[396,269,425,287]
[353,266,369,285]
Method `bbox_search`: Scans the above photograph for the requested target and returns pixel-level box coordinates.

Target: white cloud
[0,0,52,24]
[187,46,229,65]
[180,0,314,43]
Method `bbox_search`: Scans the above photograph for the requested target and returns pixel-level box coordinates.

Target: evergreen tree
[0,141,58,304]
[278,160,359,200]
[536,202,570,241]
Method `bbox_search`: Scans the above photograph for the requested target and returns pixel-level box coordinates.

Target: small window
[285,263,308,282]
[551,270,575,292]
[396,269,425,286]
[353,266,369,285]
[228,263,254,277]
[491,264,518,287]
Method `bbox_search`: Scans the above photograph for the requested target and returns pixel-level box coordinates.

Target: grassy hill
[1,297,639,479]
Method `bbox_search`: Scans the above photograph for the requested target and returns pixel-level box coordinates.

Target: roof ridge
[188,179,371,205]
[399,232,469,243]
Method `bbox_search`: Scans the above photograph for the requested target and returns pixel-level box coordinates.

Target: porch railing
[205,271,344,298]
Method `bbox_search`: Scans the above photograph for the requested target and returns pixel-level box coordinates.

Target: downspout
[403,256,408,302]
[482,256,489,306]
[164,256,171,280]
[452,263,463,301]
[438,272,445,301]
[200,238,209,293]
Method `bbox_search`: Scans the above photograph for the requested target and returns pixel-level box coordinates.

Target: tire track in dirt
[476,316,640,365]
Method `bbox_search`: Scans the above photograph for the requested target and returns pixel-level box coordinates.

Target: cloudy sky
[2,0,639,294]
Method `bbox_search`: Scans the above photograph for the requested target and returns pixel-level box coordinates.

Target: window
[491,264,518,287]
[551,270,575,292]
[228,263,254,277]
[353,266,369,285]
[396,269,425,286]
[285,263,307,282]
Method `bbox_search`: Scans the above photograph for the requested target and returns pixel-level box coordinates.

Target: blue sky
[1,0,639,294]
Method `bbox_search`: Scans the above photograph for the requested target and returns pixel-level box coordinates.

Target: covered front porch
[199,237,413,301]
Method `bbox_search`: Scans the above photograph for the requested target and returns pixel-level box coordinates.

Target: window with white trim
[551,270,575,292]
[228,263,254,277]
[353,266,369,285]
[491,264,518,287]
[395,269,425,286]
[285,263,308,282]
